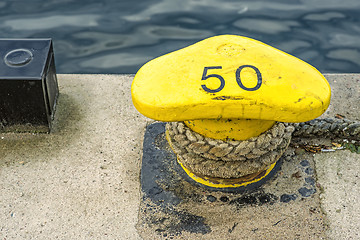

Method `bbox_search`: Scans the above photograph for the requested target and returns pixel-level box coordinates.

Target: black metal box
[0,39,59,133]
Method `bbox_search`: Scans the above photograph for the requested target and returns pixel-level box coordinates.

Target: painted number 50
[201,65,262,93]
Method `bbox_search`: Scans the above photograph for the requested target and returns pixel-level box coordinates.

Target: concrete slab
[0,74,150,239]
[314,74,360,240]
[315,151,360,240]
[0,74,359,239]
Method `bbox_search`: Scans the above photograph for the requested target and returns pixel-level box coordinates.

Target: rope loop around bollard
[166,118,360,180]
[166,122,294,179]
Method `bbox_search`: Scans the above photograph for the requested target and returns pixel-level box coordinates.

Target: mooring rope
[293,118,360,140]
[166,118,360,179]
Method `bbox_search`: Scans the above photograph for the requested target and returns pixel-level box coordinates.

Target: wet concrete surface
[137,122,325,239]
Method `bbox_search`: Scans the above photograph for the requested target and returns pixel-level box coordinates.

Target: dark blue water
[2,0,360,74]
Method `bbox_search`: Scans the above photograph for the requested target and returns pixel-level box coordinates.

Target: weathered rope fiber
[166,122,294,178]
[293,118,360,140]
[166,118,360,179]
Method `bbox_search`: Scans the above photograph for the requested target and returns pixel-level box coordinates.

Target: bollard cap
[132,35,331,123]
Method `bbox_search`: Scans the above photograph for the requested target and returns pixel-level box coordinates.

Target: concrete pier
[1,74,359,239]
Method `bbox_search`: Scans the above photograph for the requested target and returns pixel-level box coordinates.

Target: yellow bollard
[132,35,331,189]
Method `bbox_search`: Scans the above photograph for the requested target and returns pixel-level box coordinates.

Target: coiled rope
[166,118,360,179]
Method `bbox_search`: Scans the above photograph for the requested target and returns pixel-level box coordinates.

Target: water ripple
[233,19,300,34]
[3,14,101,30]
[1,0,360,73]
